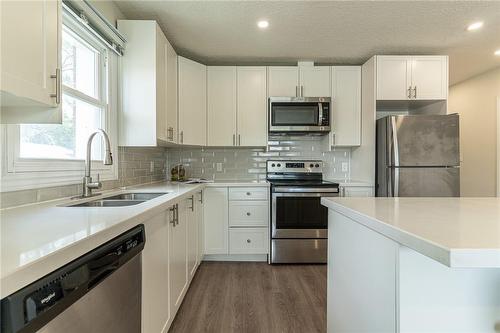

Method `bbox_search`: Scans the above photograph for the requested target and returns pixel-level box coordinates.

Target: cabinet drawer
[228,187,268,201]
[229,201,268,227]
[229,228,268,254]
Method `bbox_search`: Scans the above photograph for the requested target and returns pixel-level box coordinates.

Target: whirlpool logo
[40,292,56,304]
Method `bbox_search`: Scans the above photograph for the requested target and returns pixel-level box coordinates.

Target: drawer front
[229,201,268,227]
[228,187,268,201]
[229,228,268,254]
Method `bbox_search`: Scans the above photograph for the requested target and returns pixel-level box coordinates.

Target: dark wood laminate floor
[169,262,327,333]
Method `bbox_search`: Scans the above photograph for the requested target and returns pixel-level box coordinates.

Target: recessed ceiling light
[495,49,500,56]
[257,20,269,29]
[467,21,483,31]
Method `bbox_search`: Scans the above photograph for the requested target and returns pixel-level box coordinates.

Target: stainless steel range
[267,160,339,264]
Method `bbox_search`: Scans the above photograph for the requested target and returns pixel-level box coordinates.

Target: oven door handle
[272,192,338,197]
[272,187,339,193]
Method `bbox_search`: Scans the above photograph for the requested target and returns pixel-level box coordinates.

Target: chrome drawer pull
[246,239,251,243]
[246,212,251,216]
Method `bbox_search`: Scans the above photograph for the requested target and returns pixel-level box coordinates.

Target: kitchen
[1,1,499,332]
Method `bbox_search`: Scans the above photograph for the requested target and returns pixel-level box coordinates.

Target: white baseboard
[202,254,268,262]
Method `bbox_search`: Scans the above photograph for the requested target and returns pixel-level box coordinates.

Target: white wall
[88,0,126,25]
[448,66,500,197]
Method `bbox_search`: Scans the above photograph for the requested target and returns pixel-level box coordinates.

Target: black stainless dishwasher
[1,225,145,333]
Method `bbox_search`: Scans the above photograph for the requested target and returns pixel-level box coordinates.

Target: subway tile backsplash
[166,136,350,182]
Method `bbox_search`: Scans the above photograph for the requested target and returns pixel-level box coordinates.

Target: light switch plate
[216,162,223,172]
[341,162,349,172]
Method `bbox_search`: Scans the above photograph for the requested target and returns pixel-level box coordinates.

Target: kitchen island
[321,197,500,333]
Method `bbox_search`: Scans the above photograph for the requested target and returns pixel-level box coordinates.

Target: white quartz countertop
[0,182,206,298]
[321,197,500,268]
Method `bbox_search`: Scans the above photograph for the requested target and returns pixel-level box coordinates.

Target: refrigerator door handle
[391,117,400,167]
[394,168,400,197]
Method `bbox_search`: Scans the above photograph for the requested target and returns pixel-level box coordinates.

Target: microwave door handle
[318,103,323,126]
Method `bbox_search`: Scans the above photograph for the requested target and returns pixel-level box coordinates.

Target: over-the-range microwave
[268,97,331,134]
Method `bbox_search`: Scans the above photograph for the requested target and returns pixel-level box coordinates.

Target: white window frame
[0,13,119,192]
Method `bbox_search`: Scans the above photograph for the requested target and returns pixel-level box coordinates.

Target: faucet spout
[82,129,113,198]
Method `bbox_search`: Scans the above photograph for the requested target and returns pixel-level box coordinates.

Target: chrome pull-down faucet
[81,129,113,198]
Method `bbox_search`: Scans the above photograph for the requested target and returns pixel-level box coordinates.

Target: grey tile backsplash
[0,147,167,209]
[166,136,350,182]
[1,136,350,208]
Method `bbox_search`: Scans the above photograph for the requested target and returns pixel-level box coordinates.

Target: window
[20,27,106,161]
[1,13,118,192]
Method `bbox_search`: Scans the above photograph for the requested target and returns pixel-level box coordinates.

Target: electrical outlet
[341,162,349,173]
[216,162,223,172]
[150,161,154,173]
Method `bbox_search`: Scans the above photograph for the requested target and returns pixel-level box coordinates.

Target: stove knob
[309,163,314,168]
[315,164,320,168]
[277,163,281,167]
[271,163,275,167]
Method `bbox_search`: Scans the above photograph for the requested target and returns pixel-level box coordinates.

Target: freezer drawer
[386,167,460,197]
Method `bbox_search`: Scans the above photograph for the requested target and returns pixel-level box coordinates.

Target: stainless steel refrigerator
[376,114,460,197]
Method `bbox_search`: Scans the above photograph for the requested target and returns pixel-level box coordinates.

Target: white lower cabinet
[340,186,374,197]
[229,228,268,254]
[203,187,229,255]
[169,201,188,319]
[186,194,199,279]
[142,211,170,333]
[204,186,269,258]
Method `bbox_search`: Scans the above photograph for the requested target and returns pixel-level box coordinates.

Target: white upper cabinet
[0,0,62,124]
[267,66,330,98]
[376,55,448,101]
[410,56,448,100]
[331,66,361,147]
[178,56,207,146]
[267,66,299,97]
[207,67,237,146]
[118,20,176,146]
[299,67,331,97]
[165,39,178,144]
[237,67,268,147]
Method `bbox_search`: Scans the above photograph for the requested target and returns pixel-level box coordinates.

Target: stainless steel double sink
[67,192,169,207]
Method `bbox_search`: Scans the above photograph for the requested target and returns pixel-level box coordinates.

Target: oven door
[271,189,338,238]
[269,99,329,132]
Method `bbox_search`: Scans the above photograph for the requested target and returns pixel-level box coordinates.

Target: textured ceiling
[114,1,500,85]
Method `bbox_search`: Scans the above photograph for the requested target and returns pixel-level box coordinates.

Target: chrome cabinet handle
[246,212,251,216]
[295,86,299,97]
[188,195,194,211]
[50,68,61,104]
[180,131,184,144]
[246,192,251,196]
[300,86,304,97]
[413,86,417,99]
[238,134,241,146]
[246,239,251,243]
[407,86,412,99]
[169,206,176,226]
[198,190,203,203]
[233,134,235,146]
[332,133,336,146]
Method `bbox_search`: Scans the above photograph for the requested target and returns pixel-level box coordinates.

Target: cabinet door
[155,26,167,142]
[331,66,361,146]
[410,56,448,100]
[376,56,410,100]
[186,195,198,279]
[237,67,267,147]
[267,66,299,97]
[142,212,170,333]
[165,39,178,143]
[0,0,61,122]
[178,56,207,145]
[196,190,204,263]
[207,67,237,146]
[203,187,229,254]
[169,202,188,312]
[299,67,331,97]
